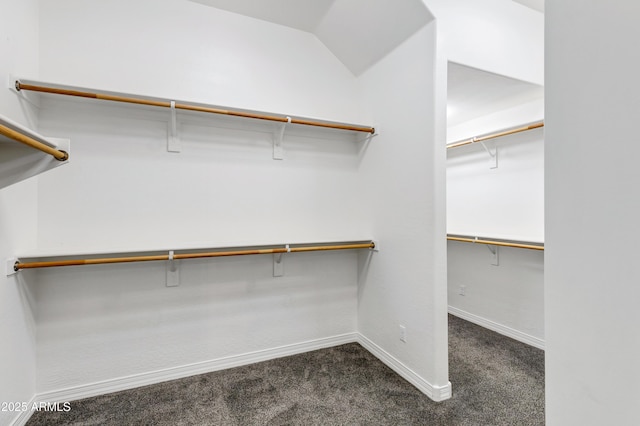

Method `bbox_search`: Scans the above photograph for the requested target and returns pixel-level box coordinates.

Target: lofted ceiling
[186,0,542,76]
[512,0,544,13]
[447,62,543,126]
[188,0,544,33]
[188,0,335,32]
[187,0,433,76]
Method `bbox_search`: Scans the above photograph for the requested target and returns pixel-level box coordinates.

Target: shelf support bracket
[484,244,499,266]
[167,101,181,153]
[273,117,291,160]
[273,244,290,277]
[6,258,18,276]
[479,140,498,169]
[166,250,180,286]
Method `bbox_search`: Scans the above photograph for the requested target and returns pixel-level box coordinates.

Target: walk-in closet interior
[1,1,448,424]
[3,0,640,425]
[446,62,545,348]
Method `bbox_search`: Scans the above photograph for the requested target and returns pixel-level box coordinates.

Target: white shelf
[13,77,375,137]
[447,232,544,246]
[14,237,376,262]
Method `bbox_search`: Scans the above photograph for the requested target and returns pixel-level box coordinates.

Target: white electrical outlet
[459,285,466,296]
[399,324,407,343]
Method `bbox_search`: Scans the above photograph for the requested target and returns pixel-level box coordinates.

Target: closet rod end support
[371,240,380,252]
[14,80,22,92]
[57,150,69,162]
[6,258,19,276]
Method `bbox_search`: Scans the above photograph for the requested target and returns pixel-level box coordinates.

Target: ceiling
[188,0,335,32]
[186,0,542,75]
[512,0,544,13]
[447,62,543,126]
[188,0,544,34]
[187,0,433,76]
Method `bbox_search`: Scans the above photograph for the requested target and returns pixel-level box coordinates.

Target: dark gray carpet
[28,315,544,425]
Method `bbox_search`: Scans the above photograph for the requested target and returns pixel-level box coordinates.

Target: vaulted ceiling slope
[188,0,433,76]
[512,0,544,13]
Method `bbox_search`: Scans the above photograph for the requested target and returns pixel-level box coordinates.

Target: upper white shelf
[13,78,376,135]
[446,121,544,149]
[0,113,70,190]
[13,237,375,261]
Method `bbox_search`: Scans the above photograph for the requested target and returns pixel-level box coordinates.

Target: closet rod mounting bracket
[273,244,289,276]
[166,250,180,286]
[167,101,181,153]
[484,244,499,266]
[273,117,291,160]
[6,258,18,276]
[479,140,498,169]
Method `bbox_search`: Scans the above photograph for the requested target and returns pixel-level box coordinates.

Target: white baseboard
[35,333,358,405]
[9,395,36,426]
[23,331,451,419]
[448,306,545,350]
[357,334,452,402]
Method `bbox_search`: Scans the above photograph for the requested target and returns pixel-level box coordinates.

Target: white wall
[446,99,544,346]
[31,0,370,396]
[425,0,544,85]
[447,101,544,242]
[434,0,545,347]
[0,0,39,424]
[447,242,544,347]
[546,2,640,424]
[357,21,451,400]
[37,0,365,125]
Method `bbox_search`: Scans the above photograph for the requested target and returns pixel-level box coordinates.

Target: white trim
[9,395,36,426]
[448,306,545,350]
[28,331,453,410]
[35,333,358,404]
[357,334,452,402]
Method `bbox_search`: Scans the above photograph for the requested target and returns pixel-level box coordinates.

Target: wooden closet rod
[15,81,376,134]
[13,242,375,271]
[447,235,544,251]
[447,121,544,149]
[0,123,68,161]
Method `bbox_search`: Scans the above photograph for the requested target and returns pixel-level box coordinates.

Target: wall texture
[545,1,640,424]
